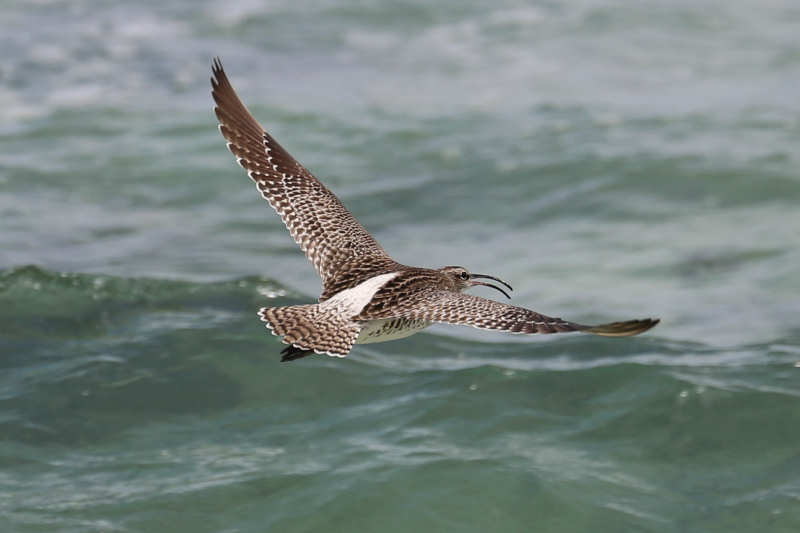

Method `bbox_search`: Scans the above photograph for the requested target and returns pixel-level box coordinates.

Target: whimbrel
[211,59,658,362]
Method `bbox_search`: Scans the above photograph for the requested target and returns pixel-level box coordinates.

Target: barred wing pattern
[370,289,658,337]
[211,59,391,287]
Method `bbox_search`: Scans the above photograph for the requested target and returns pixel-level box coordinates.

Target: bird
[210,58,659,362]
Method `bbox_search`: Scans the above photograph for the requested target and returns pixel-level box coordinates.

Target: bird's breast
[355,318,432,344]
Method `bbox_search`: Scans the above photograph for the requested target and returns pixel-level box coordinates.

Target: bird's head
[438,266,513,299]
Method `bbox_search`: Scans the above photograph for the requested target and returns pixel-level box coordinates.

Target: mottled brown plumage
[211,58,394,295]
[356,267,657,336]
[211,59,659,361]
[260,304,360,356]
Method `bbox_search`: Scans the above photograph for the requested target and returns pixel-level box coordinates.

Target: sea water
[2,1,800,531]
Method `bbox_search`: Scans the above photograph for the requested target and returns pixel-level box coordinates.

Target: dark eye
[459,271,469,280]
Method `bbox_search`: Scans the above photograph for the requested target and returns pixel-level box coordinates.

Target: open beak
[469,274,513,299]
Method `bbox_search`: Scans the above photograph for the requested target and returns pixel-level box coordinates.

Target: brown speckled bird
[211,59,659,362]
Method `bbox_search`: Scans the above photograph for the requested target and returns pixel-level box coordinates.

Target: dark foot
[280,344,314,362]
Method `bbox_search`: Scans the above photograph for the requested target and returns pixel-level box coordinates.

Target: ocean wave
[0,265,291,337]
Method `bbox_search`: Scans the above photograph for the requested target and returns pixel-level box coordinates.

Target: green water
[2,1,800,531]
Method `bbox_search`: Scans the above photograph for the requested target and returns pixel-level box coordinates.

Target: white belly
[355,318,432,344]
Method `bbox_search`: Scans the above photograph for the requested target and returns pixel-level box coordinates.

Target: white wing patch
[322,272,399,316]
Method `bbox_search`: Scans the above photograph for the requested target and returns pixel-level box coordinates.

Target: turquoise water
[2,0,800,531]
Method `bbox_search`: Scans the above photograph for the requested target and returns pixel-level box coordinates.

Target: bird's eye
[459,271,469,280]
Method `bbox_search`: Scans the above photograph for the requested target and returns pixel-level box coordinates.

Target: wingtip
[585,317,660,337]
[210,57,225,88]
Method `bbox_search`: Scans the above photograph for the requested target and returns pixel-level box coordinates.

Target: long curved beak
[469,274,513,299]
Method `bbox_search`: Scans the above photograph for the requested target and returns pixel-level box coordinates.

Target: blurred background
[1,0,799,531]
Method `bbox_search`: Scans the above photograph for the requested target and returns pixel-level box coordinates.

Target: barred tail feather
[258,304,361,359]
[582,318,660,337]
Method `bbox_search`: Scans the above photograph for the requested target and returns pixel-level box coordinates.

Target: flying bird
[210,59,658,362]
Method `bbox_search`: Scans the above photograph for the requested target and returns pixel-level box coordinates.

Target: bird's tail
[582,318,660,337]
[258,304,361,360]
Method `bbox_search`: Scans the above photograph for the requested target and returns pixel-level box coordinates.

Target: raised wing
[361,288,658,336]
[211,58,391,286]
